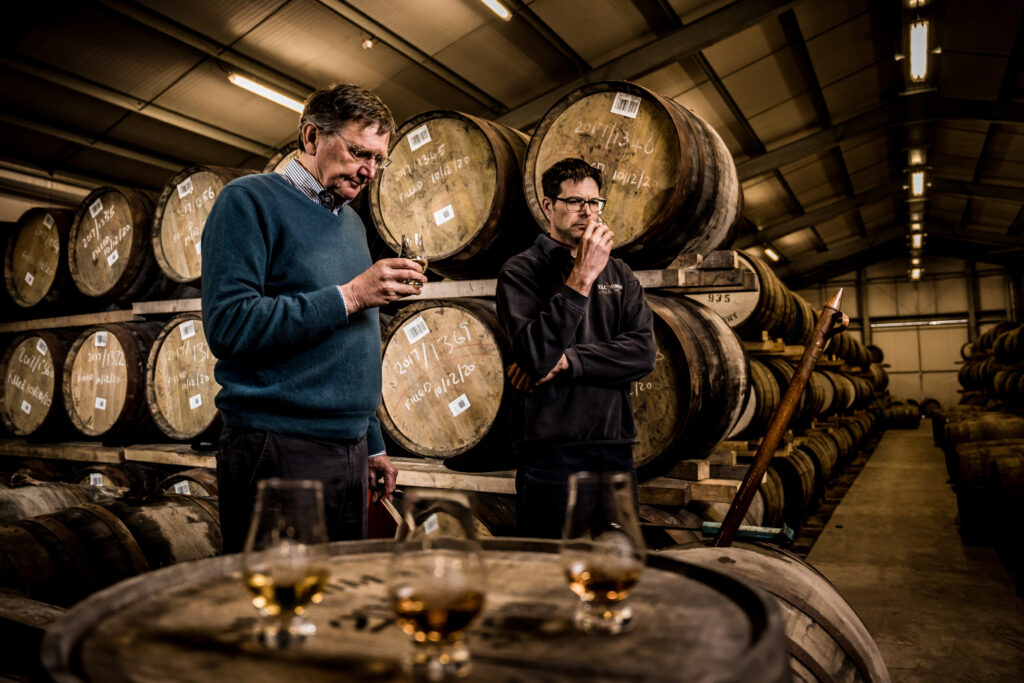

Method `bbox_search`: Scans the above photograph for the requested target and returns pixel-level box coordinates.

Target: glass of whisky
[399,232,428,288]
[561,471,646,635]
[388,490,486,680]
[242,478,329,649]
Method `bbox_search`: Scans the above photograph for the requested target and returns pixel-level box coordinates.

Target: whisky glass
[399,233,428,287]
[242,478,329,649]
[561,471,646,635]
[388,490,486,680]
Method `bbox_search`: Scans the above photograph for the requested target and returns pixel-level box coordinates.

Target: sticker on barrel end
[24,272,34,286]
[43,213,55,229]
[20,400,31,415]
[403,316,430,344]
[408,124,431,152]
[89,198,103,218]
[423,513,439,535]
[89,473,103,486]
[106,250,119,267]
[94,331,108,347]
[189,394,202,410]
[177,177,194,199]
[179,320,196,340]
[611,92,641,118]
[433,204,455,226]
[448,394,470,417]
[36,339,48,355]
[173,480,191,495]
[95,397,107,410]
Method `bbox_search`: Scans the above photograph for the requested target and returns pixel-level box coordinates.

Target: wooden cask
[152,166,255,284]
[262,140,301,174]
[378,299,509,460]
[0,481,116,525]
[68,186,171,303]
[3,208,76,310]
[62,322,161,440]
[770,447,818,527]
[369,110,533,279]
[0,331,73,437]
[74,463,157,498]
[157,468,218,497]
[728,356,781,440]
[782,291,817,346]
[631,295,749,477]
[145,315,221,441]
[524,81,742,268]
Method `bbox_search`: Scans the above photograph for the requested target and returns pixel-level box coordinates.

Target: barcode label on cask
[611,93,641,118]
[434,204,455,225]
[36,339,48,355]
[20,400,31,415]
[94,332,108,347]
[173,481,191,495]
[43,213,55,229]
[177,177,194,199]
[448,394,470,417]
[403,316,430,344]
[408,125,431,151]
[189,394,202,410]
[89,198,103,218]
[95,397,107,410]
[107,250,119,267]
[423,513,439,535]
[179,320,196,340]
[24,272,34,286]
[89,473,103,486]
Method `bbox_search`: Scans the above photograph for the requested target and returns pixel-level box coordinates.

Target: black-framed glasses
[552,196,607,213]
[328,130,391,169]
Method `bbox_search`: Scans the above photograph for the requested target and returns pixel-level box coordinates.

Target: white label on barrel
[43,213,55,229]
[195,241,202,255]
[611,92,641,118]
[173,480,191,495]
[448,394,470,417]
[20,400,31,415]
[36,339,48,355]
[189,394,202,410]
[94,331,108,347]
[408,124,431,152]
[423,513,439,535]
[95,397,107,410]
[23,272,34,286]
[403,316,430,344]
[89,473,103,486]
[433,204,455,226]
[89,198,103,218]
[177,177,194,199]
[180,320,196,340]
[106,250,119,267]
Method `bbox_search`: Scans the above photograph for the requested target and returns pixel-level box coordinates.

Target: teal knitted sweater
[201,173,385,453]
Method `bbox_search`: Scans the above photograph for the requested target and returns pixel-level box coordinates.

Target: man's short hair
[298,83,395,149]
[541,158,603,198]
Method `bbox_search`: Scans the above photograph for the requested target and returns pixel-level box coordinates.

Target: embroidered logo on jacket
[596,283,623,294]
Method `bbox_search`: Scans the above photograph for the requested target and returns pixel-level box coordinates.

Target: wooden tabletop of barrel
[42,539,788,683]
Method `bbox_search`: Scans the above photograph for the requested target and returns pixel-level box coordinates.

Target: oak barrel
[1,331,74,437]
[145,314,221,441]
[369,110,533,279]
[3,208,75,310]
[62,322,161,440]
[524,81,741,269]
[41,538,789,682]
[664,544,891,682]
[0,481,116,525]
[74,463,157,498]
[727,356,780,440]
[152,166,255,284]
[631,295,749,477]
[378,299,509,460]
[157,468,218,497]
[68,186,171,303]
[262,140,301,174]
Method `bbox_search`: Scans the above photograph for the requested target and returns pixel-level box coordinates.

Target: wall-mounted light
[763,247,780,262]
[910,267,923,280]
[228,73,304,113]
[909,20,929,82]
[910,170,926,197]
[480,0,512,20]
[910,233,924,249]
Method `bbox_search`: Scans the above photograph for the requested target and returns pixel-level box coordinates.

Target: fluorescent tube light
[909,20,929,81]
[763,247,780,262]
[911,233,923,249]
[910,170,925,197]
[229,73,304,113]
[480,0,512,20]
[910,267,922,280]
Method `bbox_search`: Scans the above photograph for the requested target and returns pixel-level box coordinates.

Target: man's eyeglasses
[328,130,391,169]
[552,196,607,213]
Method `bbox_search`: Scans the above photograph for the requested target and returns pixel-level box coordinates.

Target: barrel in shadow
[370,110,533,279]
[727,356,780,440]
[663,544,891,682]
[158,468,218,497]
[953,439,1024,545]
[524,80,741,269]
[0,331,75,439]
[73,462,158,498]
[989,452,1024,593]
[0,495,220,606]
[0,481,117,525]
[3,208,78,313]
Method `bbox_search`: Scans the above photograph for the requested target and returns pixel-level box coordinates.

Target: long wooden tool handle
[713,288,849,548]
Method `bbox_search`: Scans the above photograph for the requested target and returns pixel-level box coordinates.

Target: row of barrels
[957,321,1024,407]
[0,315,219,442]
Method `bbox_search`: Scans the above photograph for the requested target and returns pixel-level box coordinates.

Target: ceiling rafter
[777,226,906,286]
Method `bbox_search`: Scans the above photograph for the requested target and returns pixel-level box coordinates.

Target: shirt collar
[536,232,572,256]
[279,159,350,215]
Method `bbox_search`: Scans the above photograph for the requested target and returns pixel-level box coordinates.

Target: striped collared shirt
[279,159,349,215]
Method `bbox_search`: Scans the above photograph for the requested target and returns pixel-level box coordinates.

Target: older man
[201,83,426,552]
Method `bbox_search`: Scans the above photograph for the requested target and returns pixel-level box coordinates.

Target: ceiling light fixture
[910,267,922,280]
[911,257,921,266]
[910,233,923,249]
[480,0,512,21]
[910,222,922,231]
[361,33,377,49]
[909,20,929,81]
[763,247,780,262]
[910,170,926,197]
[908,148,926,166]
[228,73,304,113]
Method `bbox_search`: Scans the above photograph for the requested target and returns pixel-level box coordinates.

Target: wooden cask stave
[782,291,817,346]
[145,314,222,441]
[370,110,533,279]
[62,322,162,441]
[3,208,78,311]
[0,331,75,437]
[769,447,818,527]
[687,251,795,340]
[0,481,117,525]
[727,356,780,440]
[152,166,256,284]
[262,140,301,174]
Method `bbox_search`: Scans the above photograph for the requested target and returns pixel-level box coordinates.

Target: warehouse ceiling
[1,0,1022,287]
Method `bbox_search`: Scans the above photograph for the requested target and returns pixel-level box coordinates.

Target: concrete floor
[806,424,1024,682]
